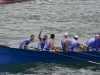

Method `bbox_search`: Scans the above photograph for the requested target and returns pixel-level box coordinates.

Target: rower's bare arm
[38,29,43,40]
[50,39,55,49]
[22,43,27,50]
[66,40,69,49]
[50,40,61,52]
[79,44,85,49]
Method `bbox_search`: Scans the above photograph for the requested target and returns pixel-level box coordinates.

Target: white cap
[74,35,79,38]
[95,34,99,37]
[64,32,68,36]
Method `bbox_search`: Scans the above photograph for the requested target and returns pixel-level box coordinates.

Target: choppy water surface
[0,63,100,75]
[0,0,100,74]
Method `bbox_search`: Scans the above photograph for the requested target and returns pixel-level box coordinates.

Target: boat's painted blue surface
[0,45,100,65]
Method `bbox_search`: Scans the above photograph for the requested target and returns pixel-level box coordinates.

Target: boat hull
[0,46,100,65]
[0,0,27,4]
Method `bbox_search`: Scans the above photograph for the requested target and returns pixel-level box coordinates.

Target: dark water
[0,62,100,75]
[0,0,100,74]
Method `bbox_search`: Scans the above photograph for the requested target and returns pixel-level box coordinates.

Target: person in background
[19,35,35,50]
[43,34,61,52]
[38,29,48,51]
[61,32,69,52]
[68,35,85,52]
[86,34,99,51]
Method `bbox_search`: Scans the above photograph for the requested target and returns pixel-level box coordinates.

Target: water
[0,0,100,74]
[0,63,100,75]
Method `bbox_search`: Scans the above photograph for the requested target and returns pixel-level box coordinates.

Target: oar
[86,46,100,54]
[28,46,38,50]
[75,51,100,58]
[66,46,100,58]
[0,45,10,48]
[51,52,100,65]
[60,46,100,58]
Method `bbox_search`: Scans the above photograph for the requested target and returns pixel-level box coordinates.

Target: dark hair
[74,37,78,40]
[30,35,35,37]
[50,34,55,38]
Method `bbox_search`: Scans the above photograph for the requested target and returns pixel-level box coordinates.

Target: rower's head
[30,35,35,41]
[95,34,99,38]
[64,32,68,38]
[74,35,79,40]
[43,34,48,41]
[50,34,55,39]
[98,34,100,39]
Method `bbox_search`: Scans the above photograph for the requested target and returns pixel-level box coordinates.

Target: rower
[38,29,48,51]
[43,34,61,52]
[86,34,99,51]
[93,34,100,51]
[19,35,35,50]
[61,32,69,52]
[68,35,84,52]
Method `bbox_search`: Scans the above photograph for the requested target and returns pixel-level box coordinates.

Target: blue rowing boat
[0,0,28,4]
[0,45,100,65]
